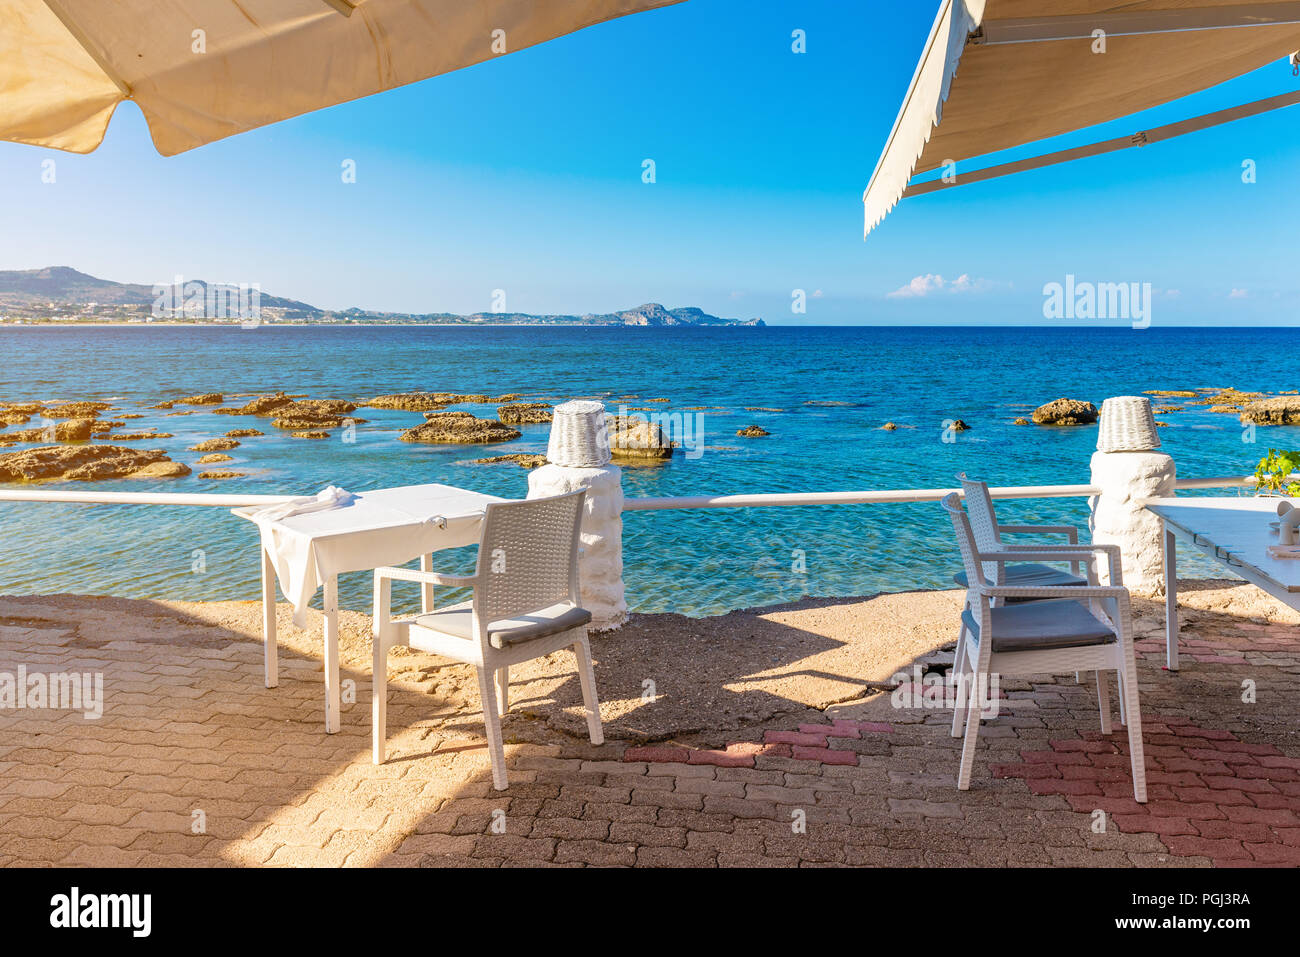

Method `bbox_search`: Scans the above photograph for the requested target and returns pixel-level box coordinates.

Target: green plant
[1254,448,1300,496]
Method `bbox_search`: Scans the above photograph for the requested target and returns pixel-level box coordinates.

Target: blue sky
[1,0,1298,325]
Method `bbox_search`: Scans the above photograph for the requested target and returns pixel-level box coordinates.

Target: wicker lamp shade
[1097,396,1161,452]
[546,400,612,467]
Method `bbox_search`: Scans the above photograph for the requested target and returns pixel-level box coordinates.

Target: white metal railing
[621,475,1258,511]
[0,474,1260,511]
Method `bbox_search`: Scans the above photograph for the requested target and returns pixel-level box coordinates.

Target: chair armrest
[980,584,1128,600]
[373,566,478,588]
[975,549,1098,564]
[995,542,1123,585]
[997,524,1078,543]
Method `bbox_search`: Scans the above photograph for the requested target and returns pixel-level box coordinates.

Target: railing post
[1088,397,1176,595]
[528,400,627,631]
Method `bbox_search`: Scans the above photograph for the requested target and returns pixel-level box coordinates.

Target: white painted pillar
[1088,396,1176,595]
[529,400,627,631]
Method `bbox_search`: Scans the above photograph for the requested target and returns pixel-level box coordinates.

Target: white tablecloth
[238,484,506,624]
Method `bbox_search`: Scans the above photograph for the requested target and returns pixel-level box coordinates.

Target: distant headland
[0,267,765,327]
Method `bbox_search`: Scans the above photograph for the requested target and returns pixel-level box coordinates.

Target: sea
[0,324,1295,617]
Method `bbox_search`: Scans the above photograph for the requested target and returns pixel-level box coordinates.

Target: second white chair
[941,493,1148,803]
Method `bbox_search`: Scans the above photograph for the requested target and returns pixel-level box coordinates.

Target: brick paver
[0,582,1297,866]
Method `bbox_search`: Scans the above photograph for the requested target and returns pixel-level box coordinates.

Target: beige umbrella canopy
[2,0,684,156]
[864,0,1300,235]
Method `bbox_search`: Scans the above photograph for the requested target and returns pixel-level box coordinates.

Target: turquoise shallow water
[0,324,1295,616]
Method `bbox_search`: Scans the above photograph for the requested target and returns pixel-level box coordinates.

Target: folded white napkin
[252,485,353,525]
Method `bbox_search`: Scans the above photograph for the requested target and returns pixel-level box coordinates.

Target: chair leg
[372,636,387,765]
[494,666,509,717]
[950,632,970,738]
[1096,670,1111,736]
[475,667,509,791]
[1116,669,1127,726]
[1119,655,1148,804]
[573,634,604,746]
[956,679,983,790]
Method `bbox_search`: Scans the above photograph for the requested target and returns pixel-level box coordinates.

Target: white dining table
[1145,496,1300,671]
[233,483,506,732]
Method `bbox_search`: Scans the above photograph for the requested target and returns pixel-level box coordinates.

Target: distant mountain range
[0,267,765,327]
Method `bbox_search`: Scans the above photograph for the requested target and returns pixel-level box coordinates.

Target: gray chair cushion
[954,562,1087,590]
[961,598,1116,653]
[412,601,592,650]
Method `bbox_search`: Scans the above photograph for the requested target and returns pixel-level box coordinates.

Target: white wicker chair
[955,473,1087,594]
[371,489,603,790]
[941,493,1148,803]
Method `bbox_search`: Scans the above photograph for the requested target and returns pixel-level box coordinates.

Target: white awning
[1,0,684,156]
[863,0,1300,236]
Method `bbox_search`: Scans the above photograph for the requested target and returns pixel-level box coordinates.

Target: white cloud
[887,273,992,299]
[1229,288,1248,299]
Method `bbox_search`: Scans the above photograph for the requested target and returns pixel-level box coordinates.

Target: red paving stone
[996,718,1300,866]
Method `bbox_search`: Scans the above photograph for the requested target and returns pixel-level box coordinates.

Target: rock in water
[44,401,113,419]
[189,437,241,452]
[497,403,553,425]
[0,417,98,442]
[0,445,189,482]
[882,422,898,430]
[177,393,223,405]
[606,416,672,460]
[1032,398,1099,425]
[1013,417,1030,425]
[198,470,246,480]
[1240,396,1300,425]
[213,392,293,415]
[472,454,548,468]
[225,429,264,437]
[737,425,770,437]
[272,416,344,430]
[364,393,455,412]
[196,453,234,464]
[267,399,356,419]
[950,419,971,432]
[400,411,521,445]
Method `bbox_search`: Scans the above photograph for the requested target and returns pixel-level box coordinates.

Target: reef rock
[272,416,344,430]
[0,445,188,482]
[0,417,98,442]
[196,453,234,464]
[1240,396,1300,426]
[198,470,246,480]
[497,403,553,425]
[44,401,112,419]
[188,437,241,452]
[606,416,672,461]
[267,399,356,419]
[213,392,293,416]
[737,425,770,437]
[177,393,223,405]
[400,411,521,445]
[472,453,548,468]
[1032,398,1098,426]
[225,429,264,438]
